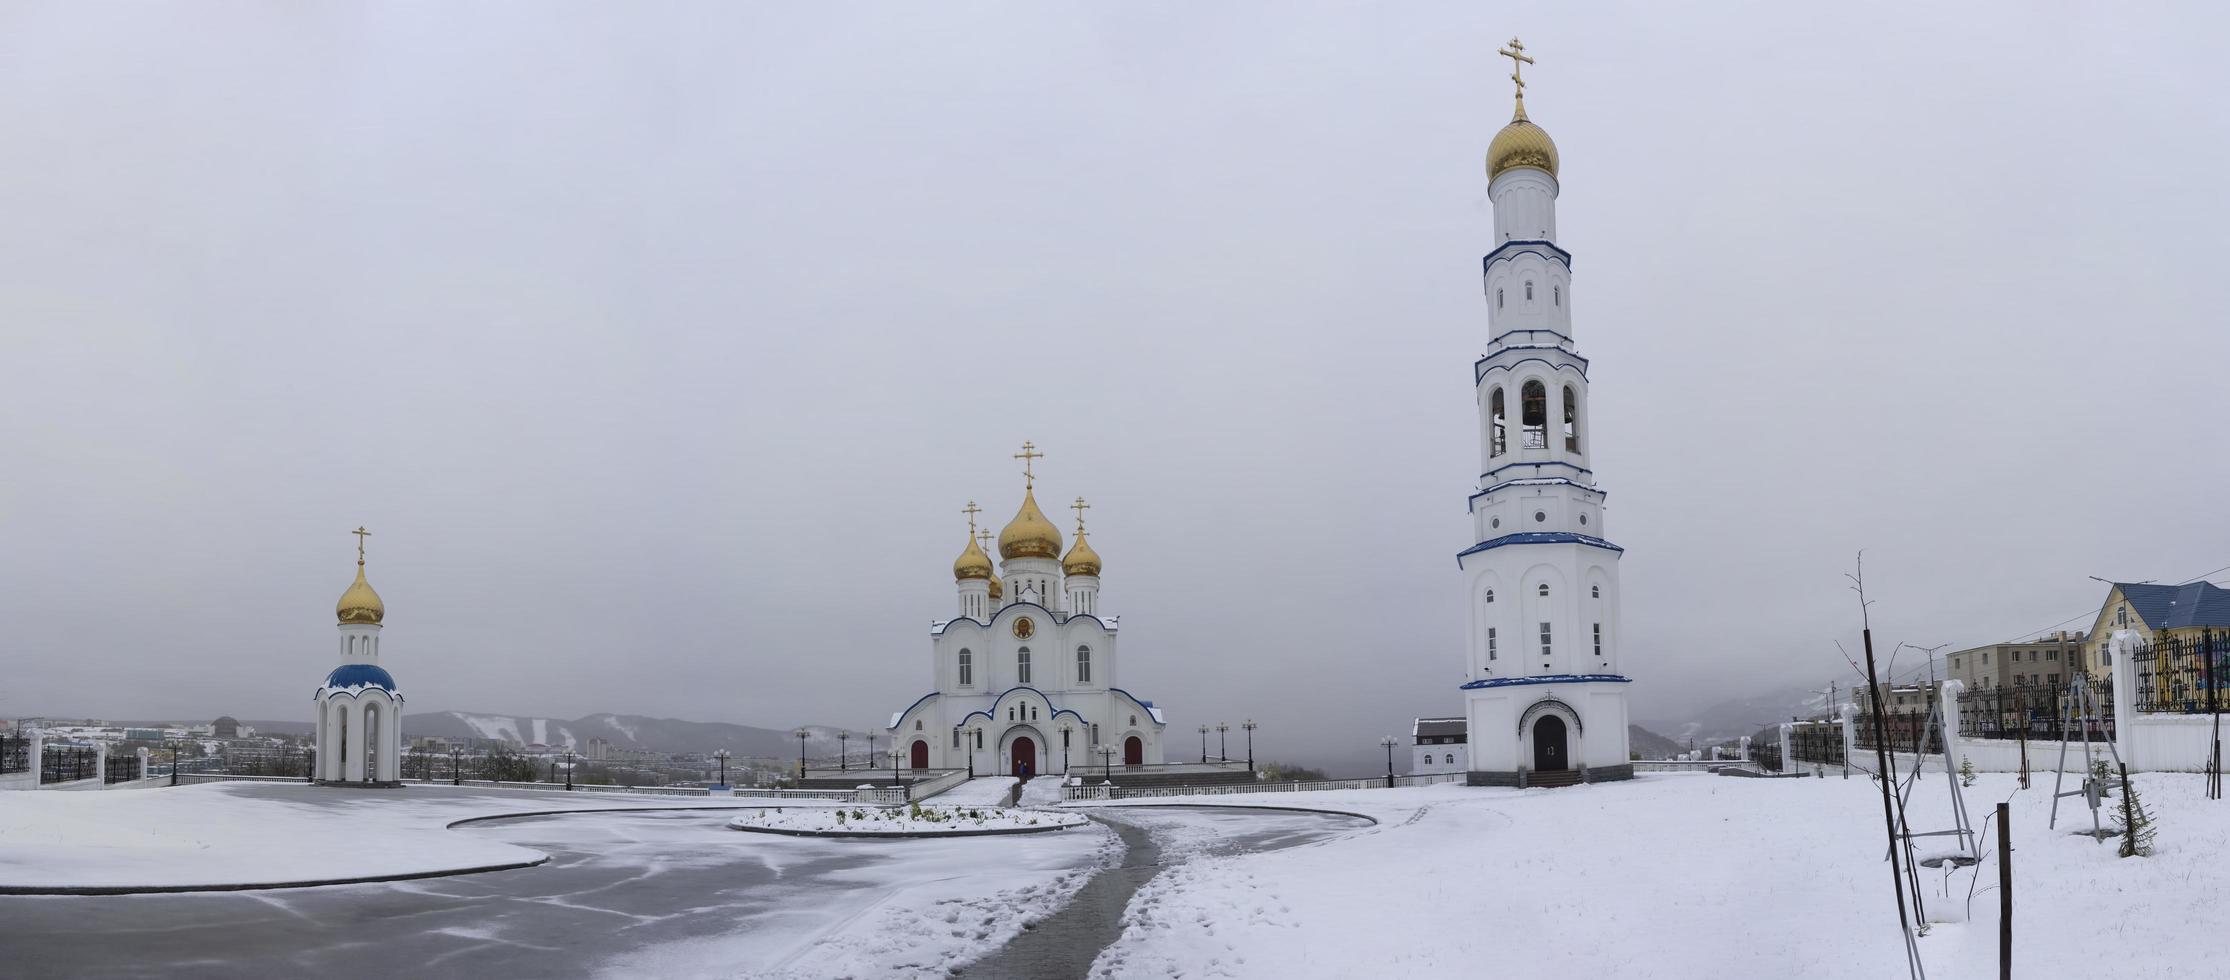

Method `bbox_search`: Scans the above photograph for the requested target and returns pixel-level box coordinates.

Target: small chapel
[313,527,406,785]
[1455,40,1635,786]
[886,443,1168,779]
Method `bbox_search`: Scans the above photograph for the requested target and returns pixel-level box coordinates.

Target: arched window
[1484,589,1495,603]
[1130,715,1137,726]
[958,649,973,686]
[1489,388,1508,457]
[1488,627,1498,660]
[1017,647,1032,684]
[1445,753,1455,764]
[915,719,923,730]
[1538,583,1550,597]
[1563,385,1580,451]
[1525,280,1534,301]
[1521,381,1547,448]
[1076,645,1092,683]
[1591,584,1601,598]
[1554,284,1561,307]
[1496,287,1505,308]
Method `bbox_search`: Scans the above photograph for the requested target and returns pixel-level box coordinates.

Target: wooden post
[1998,801,2011,980]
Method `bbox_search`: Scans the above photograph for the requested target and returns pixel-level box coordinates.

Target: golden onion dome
[953,534,993,581]
[988,574,1004,601]
[1062,530,1101,578]
[336,563,385,625]
[1486,100,1558,181]
[997,488,1063,561]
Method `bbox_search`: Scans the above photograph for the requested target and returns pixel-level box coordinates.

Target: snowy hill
[1641,683,1831,746]
[391,712,856,759]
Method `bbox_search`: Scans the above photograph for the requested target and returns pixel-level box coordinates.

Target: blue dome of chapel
[323,663,398,692]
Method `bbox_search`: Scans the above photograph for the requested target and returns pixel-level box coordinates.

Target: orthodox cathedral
[1457,40,1634,784]
[886,443,1167,779]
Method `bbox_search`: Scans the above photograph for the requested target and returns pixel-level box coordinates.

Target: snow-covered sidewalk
[935,775,1019,805]
[0,781,827,891]
[1082,772,2230,979]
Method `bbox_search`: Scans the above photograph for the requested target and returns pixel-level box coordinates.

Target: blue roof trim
[320,664,397,693]
[887,690,942,730]
[1482,460,1592,480]
[1469,478,1606,506]
[1482,240,1573,271]
[1475,355,1589,384]
[1460,673,1632,691]
[1108,687,1166,725]
[1456,532,1625,565]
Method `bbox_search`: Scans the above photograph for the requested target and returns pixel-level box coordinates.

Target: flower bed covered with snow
[726,803,1087,837]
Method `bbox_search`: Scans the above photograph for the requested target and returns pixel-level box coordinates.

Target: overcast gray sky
[3,4,2225,773]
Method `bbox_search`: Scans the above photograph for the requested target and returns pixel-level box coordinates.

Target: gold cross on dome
[962,500,982,535]
[1013,441,1044,488]
[351,526,372,564]
[1498,37,1534,100]
[1071,496,1091,533]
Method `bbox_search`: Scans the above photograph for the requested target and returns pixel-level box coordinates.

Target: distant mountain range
[1627,725,1685,760]
[242,712,857,760]
[1641,684,1836,748]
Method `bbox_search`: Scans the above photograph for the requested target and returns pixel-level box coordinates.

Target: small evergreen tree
[2115,770,2157,858]
[1959,756,1976,788]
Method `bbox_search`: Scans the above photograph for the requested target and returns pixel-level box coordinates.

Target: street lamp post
[891,746,902,785]
[1058,724,1072,775]
[793,728,809,782]
[563,751,576,791]
[1379,736,1398,789]
[170,740,179,787]
[867,731,877,770]
[1218,723,1229,763]
[451,747,462,785]
[838,730,850,771]
[305,746,317,784]
[1243,719,1257,772]
[1198,724,1209,763]
[713,749,731,788]
[1098,744,1114,781]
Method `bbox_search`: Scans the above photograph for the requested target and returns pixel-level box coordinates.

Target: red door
[1010,737,1036,780]
[1123,736,1143,766]
[910,740,929,770]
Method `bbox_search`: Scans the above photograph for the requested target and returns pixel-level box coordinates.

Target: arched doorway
[1532,715,1569,772]
[910,740,929,770]
[1123,736,1143,766]
[1009,736,1036,780]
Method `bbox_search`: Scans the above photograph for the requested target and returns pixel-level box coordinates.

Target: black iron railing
[0,735,28,775]
[105,752,139,784]
[1854,713,1944,755]
[1791,725,1845,765]
[41,746,98,784]
[1954,685,2115,740]
[2132,630,2230,715]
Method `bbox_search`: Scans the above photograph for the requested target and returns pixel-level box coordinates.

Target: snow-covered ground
[1079,772,2230,979]
[728,804,1087,835]
[0,782,823,890]
[936,775,1020,805]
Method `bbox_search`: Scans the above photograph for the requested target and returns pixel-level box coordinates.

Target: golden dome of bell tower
[336,526,385,625]
[1485,37,1559,181]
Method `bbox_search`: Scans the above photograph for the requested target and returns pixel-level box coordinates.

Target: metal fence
[1954,685,2115,740]
[2133,630,2230,715]
[104,752,140,784]
[1853,713,1944,756]
[0,735,27,775]
[1791,724,1846,766]
[41,746,99,785]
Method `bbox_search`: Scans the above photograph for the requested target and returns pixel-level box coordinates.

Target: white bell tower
[1458,40,1633,785]
[314,527,406,786]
